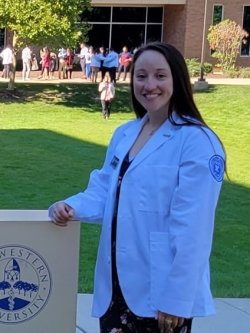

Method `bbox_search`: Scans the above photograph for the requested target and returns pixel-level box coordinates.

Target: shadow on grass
[0,128,108,292]
[0,128,249,294]
[0,128,107,209]
[0,82,132,115]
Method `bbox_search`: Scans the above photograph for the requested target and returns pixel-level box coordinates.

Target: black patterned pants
[100,281,192,333]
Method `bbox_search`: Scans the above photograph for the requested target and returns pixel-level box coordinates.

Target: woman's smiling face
[133,50,173,117]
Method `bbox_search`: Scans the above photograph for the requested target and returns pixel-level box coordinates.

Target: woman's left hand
[157,311,184,333]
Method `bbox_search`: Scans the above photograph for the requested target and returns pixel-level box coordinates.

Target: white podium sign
[0,210,80,333]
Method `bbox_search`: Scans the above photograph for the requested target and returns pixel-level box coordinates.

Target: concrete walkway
[1,71,250,85]
[76,294,250,333]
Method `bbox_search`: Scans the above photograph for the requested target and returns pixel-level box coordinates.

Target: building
[88,0,250,66]
[1,0,250,66]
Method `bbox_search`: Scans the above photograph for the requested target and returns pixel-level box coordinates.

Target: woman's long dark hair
[130,42,206,126]
[130,42,227,173]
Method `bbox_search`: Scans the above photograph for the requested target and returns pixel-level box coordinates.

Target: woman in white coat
[49,42,225,333]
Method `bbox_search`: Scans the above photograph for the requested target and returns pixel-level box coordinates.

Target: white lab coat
[59,113,225,319]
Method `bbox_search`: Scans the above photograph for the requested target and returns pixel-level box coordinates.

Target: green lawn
[0,82,249,297]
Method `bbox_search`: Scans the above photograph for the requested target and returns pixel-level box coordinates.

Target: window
[111,24,145,51]
[81,7,111,22]
[112,7,146,23]
[146,25,162,43]
[87,24,110,49]
[147,7,163,23]
[212,5,223,25]
[86,6,163,52]
[241,6,250,56]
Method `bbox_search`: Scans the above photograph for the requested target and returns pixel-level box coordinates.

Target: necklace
[144,121,161,136]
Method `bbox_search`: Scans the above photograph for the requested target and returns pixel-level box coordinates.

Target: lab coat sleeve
[59,125,125,223]
[157,127,225,317]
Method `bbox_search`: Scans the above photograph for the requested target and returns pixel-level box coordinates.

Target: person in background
[42,47,50,80]
[38,47,47,79]
[103,47,119,83]
[49,51,57,79]
[65,48,75,79]
[85,46,94,80]
[49,42,225,333]
[21,45,32,80]
[31,53,39,71]
[90,48,105,83]
[79,42,88,79]
[0,45,13,79]
[99,46,107,81]
[116,45,132,81]
[98,72,115,119]
[58,47,67,79]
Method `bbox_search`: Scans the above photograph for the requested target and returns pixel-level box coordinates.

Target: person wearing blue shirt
[103,48,119,83]
[49,42,225,333]
[90,49,105,83]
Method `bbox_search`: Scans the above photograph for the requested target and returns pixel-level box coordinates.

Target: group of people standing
[35,43,134,84]
[78,43,134,83]
[37,46,75,80]
[0,42,134,83]
[0,44,38,81]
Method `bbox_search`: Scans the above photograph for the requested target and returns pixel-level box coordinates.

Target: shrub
[207,19,247,71]
[223,68,240,78]
[185,58,200,77]
[203,62,213,74]
[238,67,250,78]
[185,58,213,77]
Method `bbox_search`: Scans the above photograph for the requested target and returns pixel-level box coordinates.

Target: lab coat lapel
[113,118,145,165]
[113,114,177,173]
[128,121,174,171]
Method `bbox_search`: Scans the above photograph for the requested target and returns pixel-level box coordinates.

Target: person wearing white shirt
[79,42,88,79]
[22,45,32,80]
[58,47,67,79]
[0,45,13,79]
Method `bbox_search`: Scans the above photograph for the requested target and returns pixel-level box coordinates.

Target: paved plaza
[76,294,250,333]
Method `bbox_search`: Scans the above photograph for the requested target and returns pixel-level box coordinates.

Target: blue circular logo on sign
[0,245,52,324]
[209,155,224,182]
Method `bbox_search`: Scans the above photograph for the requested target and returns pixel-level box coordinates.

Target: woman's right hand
[50,201,75,227]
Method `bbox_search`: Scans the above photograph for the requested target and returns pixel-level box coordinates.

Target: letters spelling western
[0,245,52,324]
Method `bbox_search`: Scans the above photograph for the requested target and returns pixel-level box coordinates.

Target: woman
[117,45,132,81]
[90,48,105,83]
[65,48,75,79]
[85,46,94,80]
[98,72,115,119]
[49,42,225,333]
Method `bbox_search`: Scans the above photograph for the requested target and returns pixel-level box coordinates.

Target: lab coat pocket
[138,165,179,213]
[150,232,173,310]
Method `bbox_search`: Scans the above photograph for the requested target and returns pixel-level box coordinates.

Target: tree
[207,19,248,71]
[0,0,91,89]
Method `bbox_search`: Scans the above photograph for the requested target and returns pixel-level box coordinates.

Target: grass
[0,82,249,297]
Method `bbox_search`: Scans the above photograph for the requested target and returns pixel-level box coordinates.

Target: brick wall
[163,5,186,55]
[163,0,250,67]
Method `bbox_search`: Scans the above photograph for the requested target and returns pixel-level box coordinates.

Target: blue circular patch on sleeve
[209,155,225,182]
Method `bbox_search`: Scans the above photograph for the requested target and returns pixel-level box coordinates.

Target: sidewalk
[1,71,250,85]
[76,294,250,333]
